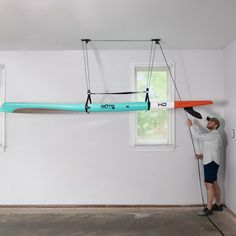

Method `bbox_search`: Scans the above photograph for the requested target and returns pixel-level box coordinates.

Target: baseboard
[0,204,204,208]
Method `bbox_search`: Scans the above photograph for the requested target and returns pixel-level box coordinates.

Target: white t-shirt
[190,125,222,165]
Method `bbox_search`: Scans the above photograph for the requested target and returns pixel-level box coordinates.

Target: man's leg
[213,181,221,205]
[205,182,215,210]
[199,162,215,216]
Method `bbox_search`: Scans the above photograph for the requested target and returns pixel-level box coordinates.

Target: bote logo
[101,104,115,109]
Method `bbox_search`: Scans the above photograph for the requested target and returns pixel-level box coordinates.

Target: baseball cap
[206,117,220,128]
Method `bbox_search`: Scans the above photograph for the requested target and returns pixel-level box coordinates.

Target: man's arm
[186,119,214,141]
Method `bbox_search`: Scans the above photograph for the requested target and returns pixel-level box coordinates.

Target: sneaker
[198,207,213,216]
[211,203,223,211]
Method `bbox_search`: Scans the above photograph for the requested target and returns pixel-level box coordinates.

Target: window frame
[130,63,176,151]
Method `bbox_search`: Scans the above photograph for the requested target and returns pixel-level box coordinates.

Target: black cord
[81,39,156,103]
[158,41,225,236]
[82,40,91,92]
[158,43,182,101]
[146,41,154,89]
[147,41,158,89]
[80,38,224,234]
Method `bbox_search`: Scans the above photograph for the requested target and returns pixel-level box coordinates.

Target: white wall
[0,49,224,205]
[223,39,236,214]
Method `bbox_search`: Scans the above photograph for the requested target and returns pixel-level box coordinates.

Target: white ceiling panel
[0,0,236,49]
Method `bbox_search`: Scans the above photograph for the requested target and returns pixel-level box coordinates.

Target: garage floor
[0,207,235,236]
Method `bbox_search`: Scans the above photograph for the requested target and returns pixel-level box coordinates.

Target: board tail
[174,100,213,108]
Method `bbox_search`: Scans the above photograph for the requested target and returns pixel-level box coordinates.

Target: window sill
[130,144,176,152]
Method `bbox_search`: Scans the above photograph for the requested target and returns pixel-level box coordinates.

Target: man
[186,117,223,216]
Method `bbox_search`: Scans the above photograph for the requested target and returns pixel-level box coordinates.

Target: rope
[147,41,158,89]
[85,41,91,91]
[81,38,224,234]
[81,40,91,92]
[158,43,182,101]
[146,41,154,89]
[158,41,224,236]
[81,39,157,104]
[157,42,198,153]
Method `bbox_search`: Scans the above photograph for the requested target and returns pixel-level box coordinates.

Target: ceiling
[0,0,236,50]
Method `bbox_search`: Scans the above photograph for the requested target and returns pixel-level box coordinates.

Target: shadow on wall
[193,113,227,204]
[219,118,227,205]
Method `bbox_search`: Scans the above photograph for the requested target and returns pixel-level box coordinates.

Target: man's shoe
[198,207,213,216]
[211,203,223,211]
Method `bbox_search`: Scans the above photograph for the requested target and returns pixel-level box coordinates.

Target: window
[133,65,175,149]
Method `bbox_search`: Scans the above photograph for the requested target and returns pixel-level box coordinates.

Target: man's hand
[195,154,203,160]
[186,119,193,127]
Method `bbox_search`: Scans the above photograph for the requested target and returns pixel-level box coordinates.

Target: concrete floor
[0,207,236,236]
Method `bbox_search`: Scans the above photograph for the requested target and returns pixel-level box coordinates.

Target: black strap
[145,88,150,110]
[85,90,92,113]
[90,91,147,95]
